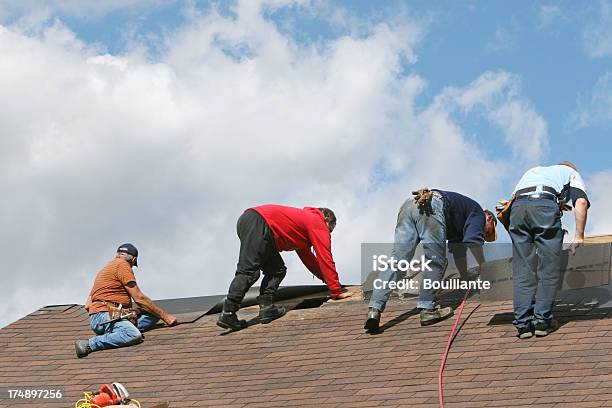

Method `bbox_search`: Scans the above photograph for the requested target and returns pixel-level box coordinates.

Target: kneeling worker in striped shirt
[75,244,178,358]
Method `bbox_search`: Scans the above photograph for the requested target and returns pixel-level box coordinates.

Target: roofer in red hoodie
[217,205,352,331]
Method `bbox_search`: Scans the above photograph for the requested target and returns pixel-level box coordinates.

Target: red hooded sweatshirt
[250,204,341,296]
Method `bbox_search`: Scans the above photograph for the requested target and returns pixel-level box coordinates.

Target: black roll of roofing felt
[154,285,331,316]
[207,285,331,314]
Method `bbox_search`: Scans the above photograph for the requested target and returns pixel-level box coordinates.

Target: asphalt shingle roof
[2,295,612,407]
[2,235,612,407]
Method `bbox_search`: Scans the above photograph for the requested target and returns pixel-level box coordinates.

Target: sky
[1,0,612,328]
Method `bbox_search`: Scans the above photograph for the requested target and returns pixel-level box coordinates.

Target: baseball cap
[117,243,139,266]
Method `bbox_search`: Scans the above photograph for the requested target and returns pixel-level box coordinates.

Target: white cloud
[585,171,612,235]
[537,4,566,30]
[572,72,612,128]
[583,0,612,59]
[434,71,548,166]
[0,0,167,21]
[484,23,518,54]
[0,0,548,327]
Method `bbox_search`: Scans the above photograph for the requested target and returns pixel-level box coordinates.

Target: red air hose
[438,289,471,408]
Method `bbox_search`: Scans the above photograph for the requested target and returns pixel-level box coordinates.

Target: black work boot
[257,295,287,324]
[534,319,559,337]
[517,324,534,339]
[364,307,381,331]
[75,340,92,358]
[217,299,248,331]
[420,306,454,326]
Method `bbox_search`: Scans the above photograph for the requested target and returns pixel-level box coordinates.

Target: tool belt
[412,188,440,216]
[91,301,139,325]
[496,185,572,231]
[515,185,557,197]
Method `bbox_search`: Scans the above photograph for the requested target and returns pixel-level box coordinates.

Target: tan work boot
[420,306,454,326]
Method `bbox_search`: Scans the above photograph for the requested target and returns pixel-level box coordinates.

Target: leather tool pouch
[107,304,139,325]
[412,188,435,216]
[496,195,516,231]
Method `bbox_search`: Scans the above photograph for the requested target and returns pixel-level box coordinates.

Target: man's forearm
[453,254,469,279]
[297,249,322,279]
[135,297,168,320]
[470,245,486,266]
[574,200,588,239]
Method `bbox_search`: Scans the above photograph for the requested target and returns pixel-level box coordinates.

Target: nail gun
[76,382,141,407]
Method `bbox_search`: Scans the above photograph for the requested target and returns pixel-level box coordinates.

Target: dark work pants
[509,197,563,328]
[227,209,287,304]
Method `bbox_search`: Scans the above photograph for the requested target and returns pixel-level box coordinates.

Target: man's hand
[571,236,584,255]
[459,265,481,282]
[330,292,352,300]
[162,314,178,327]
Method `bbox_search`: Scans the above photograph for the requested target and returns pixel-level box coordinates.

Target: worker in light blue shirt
[513,163,589,203]
[510,161,590,339]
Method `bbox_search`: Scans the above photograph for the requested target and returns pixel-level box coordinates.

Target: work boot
[75,340,92,358]
[516,325,534,339]
[257,295,287,324]
[534,319,559,337]
[420,306,454,326]
[364,307,381,331]
[217,299,248,331]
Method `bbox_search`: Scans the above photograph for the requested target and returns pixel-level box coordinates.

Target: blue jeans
[88,311,160,352]
[509,197,563,328]
[369,195,448,311]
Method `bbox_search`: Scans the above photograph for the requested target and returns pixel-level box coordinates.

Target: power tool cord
[438,289,478,408]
